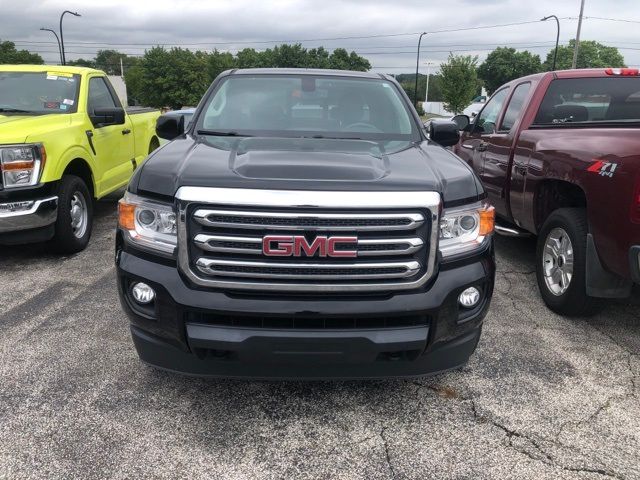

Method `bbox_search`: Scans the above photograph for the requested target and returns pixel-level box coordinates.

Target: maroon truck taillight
[605,68,640,76]
[632,175,640,224]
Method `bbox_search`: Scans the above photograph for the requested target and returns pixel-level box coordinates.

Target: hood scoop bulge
[230,138,389,182]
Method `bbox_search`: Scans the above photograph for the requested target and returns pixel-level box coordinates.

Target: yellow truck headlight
[0,144,46,189]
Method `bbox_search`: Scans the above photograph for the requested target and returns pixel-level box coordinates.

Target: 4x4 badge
[588,160,618,178]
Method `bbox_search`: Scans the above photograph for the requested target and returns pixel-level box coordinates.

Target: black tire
[49,175,93,254]
[535,208,599,316]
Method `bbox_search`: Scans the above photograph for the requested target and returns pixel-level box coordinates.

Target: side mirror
[451,114,471,131]
[156,114,185,141]
[90,107,125,127]
[427,119,460,148]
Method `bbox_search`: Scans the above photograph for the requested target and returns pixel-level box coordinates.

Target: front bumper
[631,246,640,284]
[0,196,58,244]
[116,242,495,379]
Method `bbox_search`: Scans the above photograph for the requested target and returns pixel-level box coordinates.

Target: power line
[33,40,640,58]
[14,39,570,49]
[13,17,575,49]
[585,16,640,24]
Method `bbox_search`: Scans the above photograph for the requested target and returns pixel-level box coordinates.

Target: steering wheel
[342,122,383,134]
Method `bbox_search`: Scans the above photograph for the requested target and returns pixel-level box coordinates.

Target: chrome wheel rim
[542,227,574,296]
[70,191,88,239]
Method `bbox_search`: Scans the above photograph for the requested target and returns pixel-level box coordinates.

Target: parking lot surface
[1,198,638,480]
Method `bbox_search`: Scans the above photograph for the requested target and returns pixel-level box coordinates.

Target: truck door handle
[85,130,96,155]
[477,141,488,152]
[122,129,131,135]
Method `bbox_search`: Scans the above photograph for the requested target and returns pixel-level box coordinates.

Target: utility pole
[572,0,586,69]
[414,32,427,109]
[120,57,124,76]
[424,61,435,105]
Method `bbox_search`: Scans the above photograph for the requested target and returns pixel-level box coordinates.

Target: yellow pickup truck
[0,65,160,253]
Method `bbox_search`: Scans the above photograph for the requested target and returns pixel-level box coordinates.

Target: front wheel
[49,175,93,254]
[535,208,599,316]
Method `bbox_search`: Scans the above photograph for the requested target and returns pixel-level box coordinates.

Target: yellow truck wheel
[49,175,94,254]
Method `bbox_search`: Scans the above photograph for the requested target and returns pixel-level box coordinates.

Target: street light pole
[572,0,586,69]
[541,15,560,70]
[414,32,427,109]
[40,28,63,65]
[59,10,81,66]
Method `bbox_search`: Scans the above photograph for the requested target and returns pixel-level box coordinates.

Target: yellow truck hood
[0,114,71,144]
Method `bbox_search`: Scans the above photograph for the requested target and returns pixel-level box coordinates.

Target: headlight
[0,144,46,189]
[439,202,495,257]
[118,191,177,254]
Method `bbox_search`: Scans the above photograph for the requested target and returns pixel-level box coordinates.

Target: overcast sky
[4,0,640,74]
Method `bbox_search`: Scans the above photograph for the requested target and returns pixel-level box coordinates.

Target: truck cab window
[88,77,117,113]
[475,88,508,134]
[500,83,531,131]
[534,77,640,124]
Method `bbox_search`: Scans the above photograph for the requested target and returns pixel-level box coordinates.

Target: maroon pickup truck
[449,68,640,315]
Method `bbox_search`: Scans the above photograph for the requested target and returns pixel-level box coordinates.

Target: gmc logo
[262,235,358,258]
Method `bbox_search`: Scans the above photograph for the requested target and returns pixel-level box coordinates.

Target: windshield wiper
[197,129,251,137]
[301,135,363,140]
[0,108,33,113]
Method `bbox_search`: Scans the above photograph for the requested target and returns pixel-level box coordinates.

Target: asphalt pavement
[0,198,638,479]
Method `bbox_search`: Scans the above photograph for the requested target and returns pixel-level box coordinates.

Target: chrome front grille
[176,187,441,292]
[195,258,421,279]
[193,209,425,231]
[193,234,424,257]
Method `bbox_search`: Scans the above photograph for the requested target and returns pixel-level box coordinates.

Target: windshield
[0,71,80,114]
[533,77,640,125]
[195,74,418,141]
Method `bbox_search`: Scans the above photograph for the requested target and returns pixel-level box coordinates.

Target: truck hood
[133,135,483,206]
[0,114,71,144]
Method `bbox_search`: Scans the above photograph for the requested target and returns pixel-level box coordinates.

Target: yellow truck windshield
[0,71,80,115]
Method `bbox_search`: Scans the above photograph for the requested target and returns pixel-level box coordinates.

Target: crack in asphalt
[409,381,628,479]
[551,320,639,444]
[467,399,626,480]
[379,427,396,480]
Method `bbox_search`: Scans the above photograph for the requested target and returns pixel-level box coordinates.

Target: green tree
[440,54,479,114]
[138,47,210,109]
[235,48,265,68]
[63,43,372,108]
[207,49,235,80]
[93,50,140,75]
[307,47,331,69]
[69,51,142,76]
[123,64,144,105]
[328,48,371,71]
[478,47,542,94]
[67,58,96,68]
[266,44,309,68]
[399,73,446,104]
[0,40,43,64]
[544,40,626,70]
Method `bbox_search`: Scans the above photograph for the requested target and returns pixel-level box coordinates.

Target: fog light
[131,282,155,304]
[458,287,481,308]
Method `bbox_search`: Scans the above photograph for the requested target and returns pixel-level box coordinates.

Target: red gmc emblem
[262,235,358,258]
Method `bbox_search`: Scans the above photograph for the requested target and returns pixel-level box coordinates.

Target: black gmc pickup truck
[115,68,496,378]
